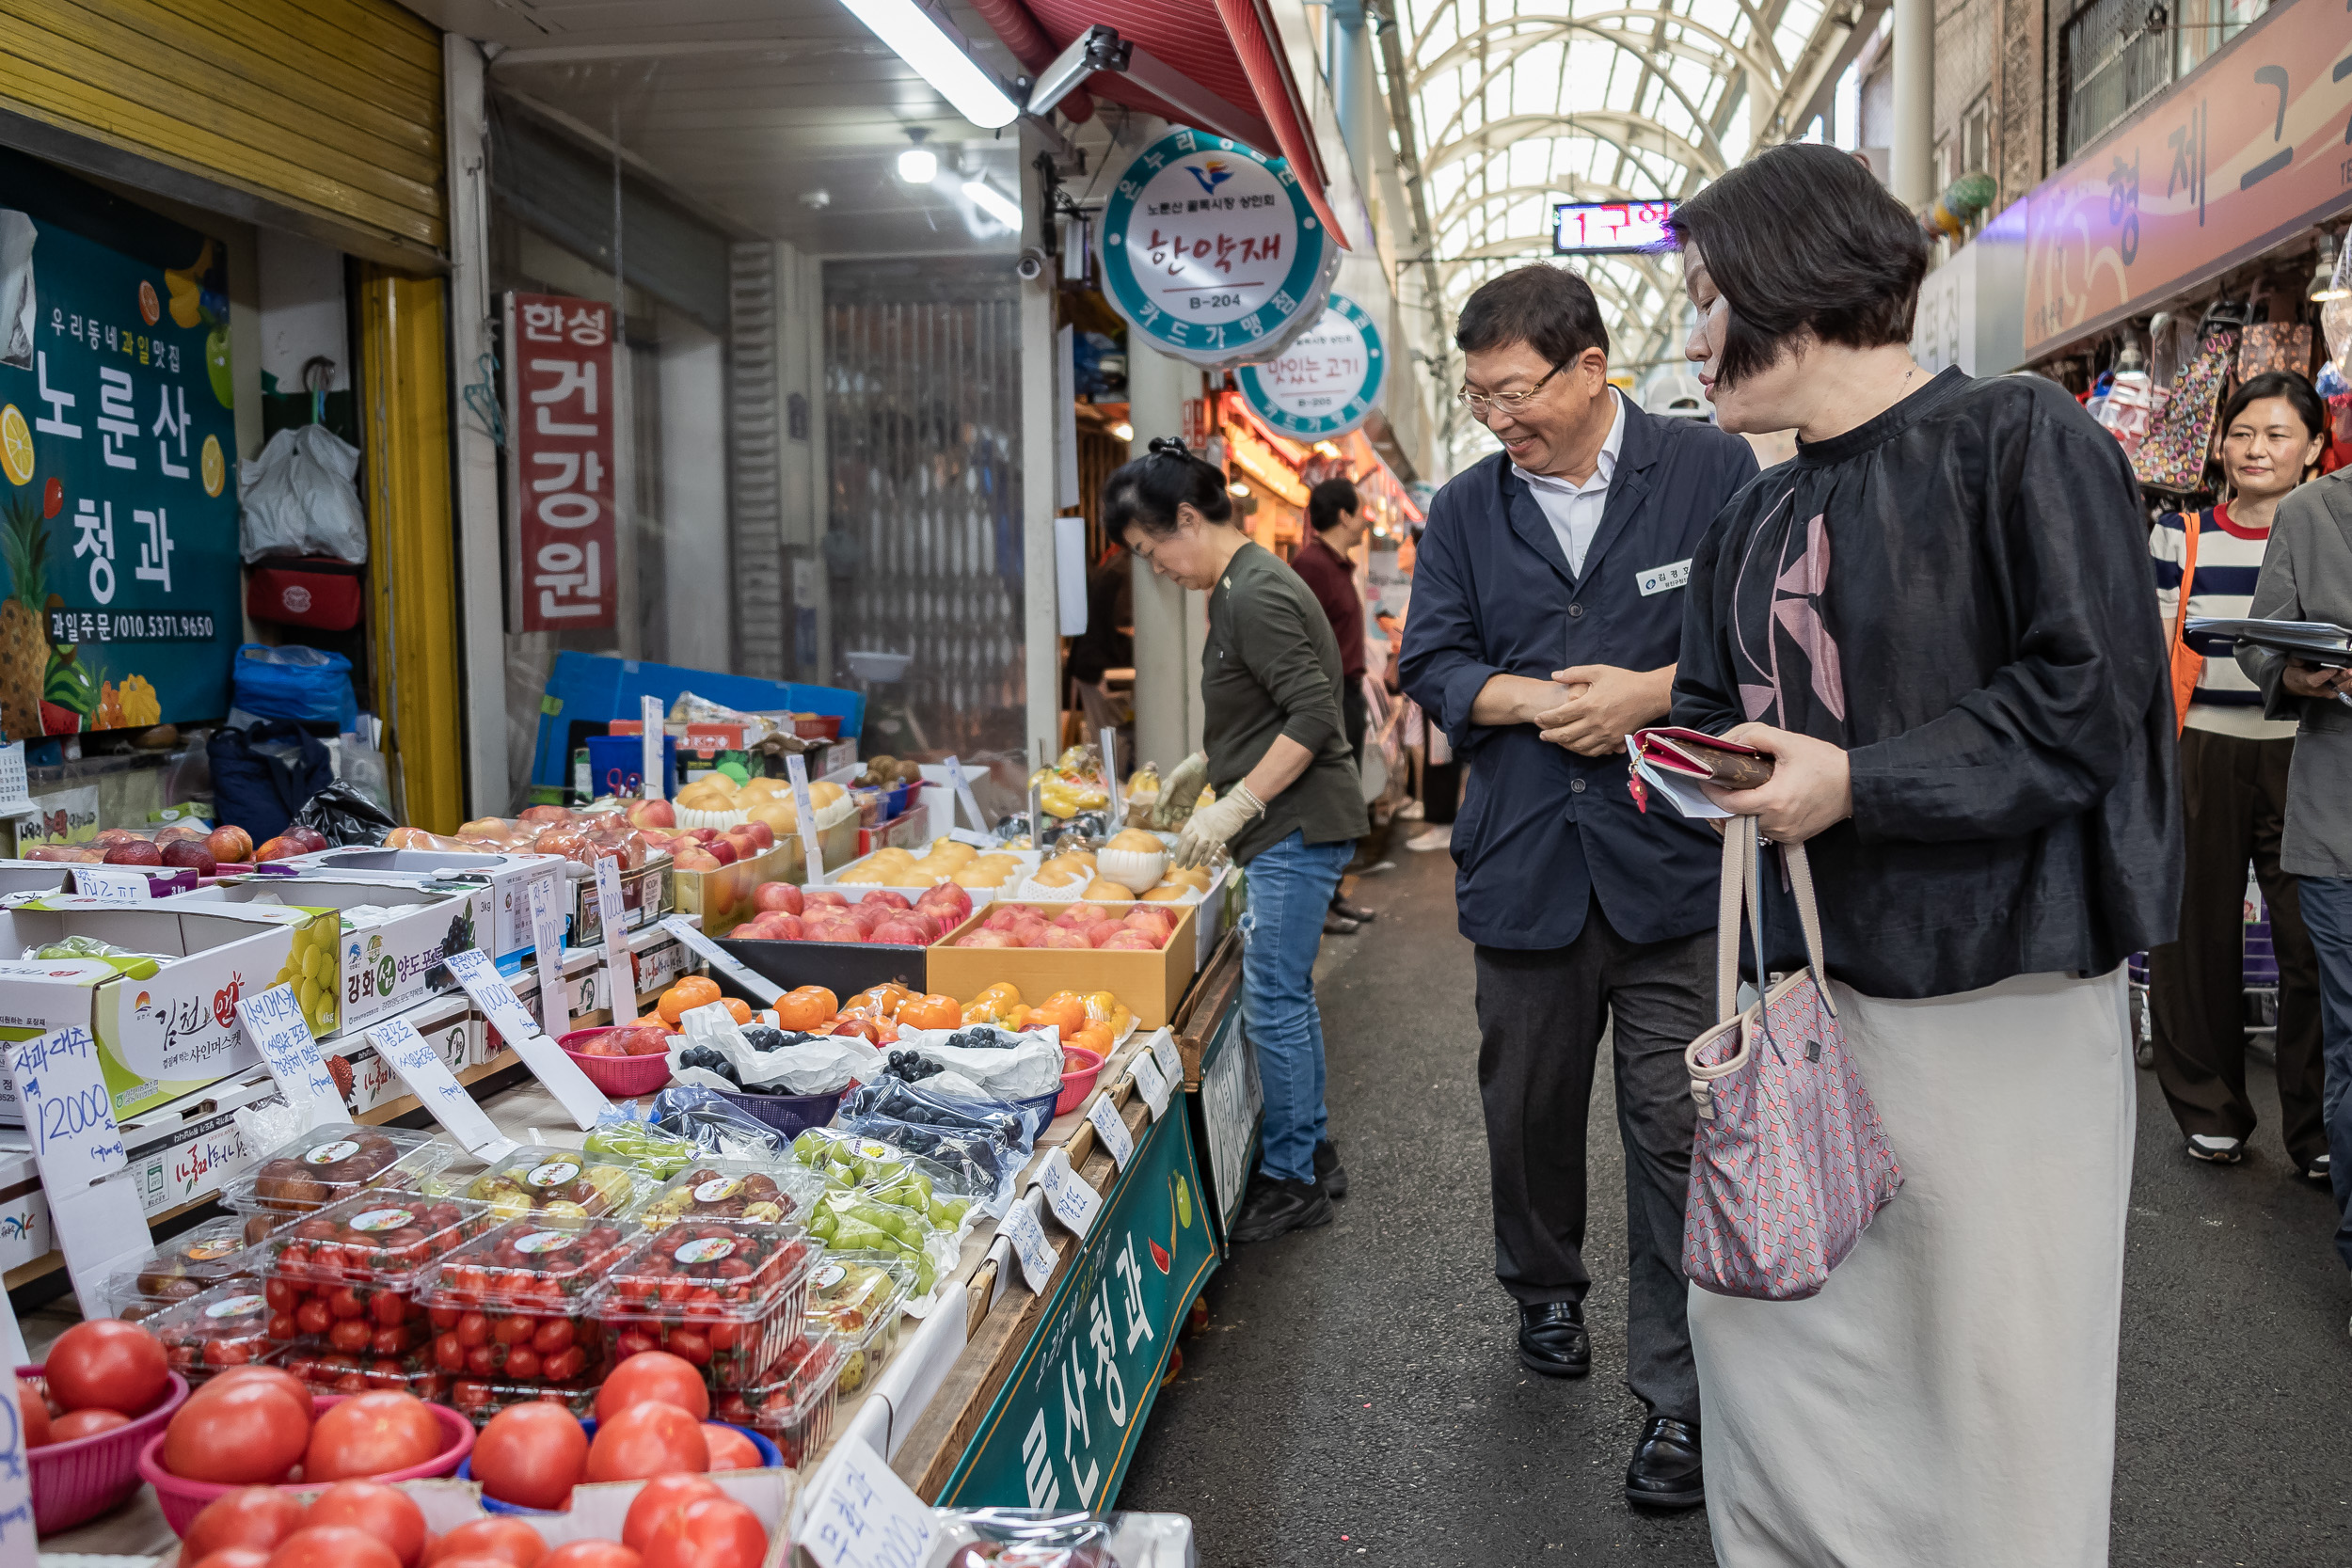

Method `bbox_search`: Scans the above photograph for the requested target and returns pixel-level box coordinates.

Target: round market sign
[1234,293,1386,438]
[1099,129,1339,369]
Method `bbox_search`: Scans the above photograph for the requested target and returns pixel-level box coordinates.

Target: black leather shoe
[1322,911,1362,935]
[1517,1301,1590,1377]
[1625,1415,1705,1510]
[1228,1176,1333,1243]
[1329,895,1377,923]
[1312,1138,1348,1198]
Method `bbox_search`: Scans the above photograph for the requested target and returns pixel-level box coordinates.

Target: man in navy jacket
[1401,265,1756,1512]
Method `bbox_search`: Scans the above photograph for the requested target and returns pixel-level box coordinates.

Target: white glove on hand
[1170,781,1263,868]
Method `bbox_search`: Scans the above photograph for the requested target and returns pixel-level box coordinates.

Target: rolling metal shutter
[0,0,445,265]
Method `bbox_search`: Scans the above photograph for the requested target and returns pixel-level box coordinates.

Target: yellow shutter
[0,0,444,264]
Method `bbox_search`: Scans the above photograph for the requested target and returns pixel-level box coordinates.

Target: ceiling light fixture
[2312,232,2349,304]
[838,0,1019,129]
[962,178,1023,230]
[897,129,937,185]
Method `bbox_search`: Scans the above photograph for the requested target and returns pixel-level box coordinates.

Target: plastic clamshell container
[221,1122,453,1217]
[149,1283,277,1382]
[593,1220,822,1388]
[259,1192,496,1332]
[710,1333,844,1469]
[458,1144,652,1219]
[416,1213,634,1389]
[445,1374,600,1428]
[627,1158,823,1230]
[805,1253,912,1399]
[263,1340,453,1403]
[106,1217,261,1323]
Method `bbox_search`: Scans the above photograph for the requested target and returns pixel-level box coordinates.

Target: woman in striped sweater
[2149,369,2331,1176]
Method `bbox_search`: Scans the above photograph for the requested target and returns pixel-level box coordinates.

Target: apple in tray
[953,902,1175,950]
[730,882,966,946]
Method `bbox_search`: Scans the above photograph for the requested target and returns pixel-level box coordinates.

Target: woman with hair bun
[1108,437,1367,1243]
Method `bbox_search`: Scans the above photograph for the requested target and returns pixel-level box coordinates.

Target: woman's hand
[1700,723,1852,844]
[2281,658,2352,700]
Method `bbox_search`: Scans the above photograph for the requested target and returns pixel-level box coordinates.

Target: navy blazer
[1400,397,1759,949]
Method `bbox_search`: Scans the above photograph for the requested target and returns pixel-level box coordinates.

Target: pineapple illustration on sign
[0,494,49,741]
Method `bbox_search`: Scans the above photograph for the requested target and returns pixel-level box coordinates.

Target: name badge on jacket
[1638,559,1692,596]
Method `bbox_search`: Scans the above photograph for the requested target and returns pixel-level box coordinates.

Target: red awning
[983,0,1346,246]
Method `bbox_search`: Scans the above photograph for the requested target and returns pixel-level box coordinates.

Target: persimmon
[1030,993,1088,1036]
[898,993,961,1031]
[775,986,836,1031]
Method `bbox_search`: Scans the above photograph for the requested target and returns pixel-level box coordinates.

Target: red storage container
[247,555,366,630]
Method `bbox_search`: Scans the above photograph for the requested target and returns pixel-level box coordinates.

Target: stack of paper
[2185,617,2352,666]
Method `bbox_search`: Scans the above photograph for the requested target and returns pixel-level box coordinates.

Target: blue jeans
[2299,875,2352,1271]
[1240,831,1352,1184]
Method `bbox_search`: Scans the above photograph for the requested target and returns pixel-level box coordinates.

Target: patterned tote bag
[1683,816,1903,1301]
[2134,330,2233,493]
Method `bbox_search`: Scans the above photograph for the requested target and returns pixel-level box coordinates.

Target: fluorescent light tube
[837,0,1019,128]
[962,179,1023,230]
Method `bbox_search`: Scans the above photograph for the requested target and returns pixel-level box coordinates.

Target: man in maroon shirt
[1293,478,1376,930]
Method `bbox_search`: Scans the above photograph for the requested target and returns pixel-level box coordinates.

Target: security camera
[1015,248,1048,281]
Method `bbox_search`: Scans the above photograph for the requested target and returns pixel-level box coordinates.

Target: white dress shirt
[1512,388,1626,578]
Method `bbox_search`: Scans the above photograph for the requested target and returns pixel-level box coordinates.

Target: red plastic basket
[137,1394,476,1535]
[559,1028,675,1095]
[20,1364,188,1535]
[1056,1046,1106,1117]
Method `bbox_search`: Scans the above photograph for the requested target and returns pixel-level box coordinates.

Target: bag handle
[1710,814,1836,1023]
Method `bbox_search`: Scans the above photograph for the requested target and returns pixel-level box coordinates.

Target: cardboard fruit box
[674,816,858,935]
[926,900,1199,1028]
[267,847,565,964]
[171,878,493,1033]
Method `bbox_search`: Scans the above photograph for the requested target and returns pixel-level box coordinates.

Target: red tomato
[304,1481,428,1568]
[189,1550,275,1568]
[165,1381,312,1483]
[44,1318,169,1415]
[584,1402,708,1483]
[183,1486,309,1561]
[621,1475,723,1552]
[196,1366,311,1410]
[594,1352,709,1422]
[542,1544,642,1568]
[267,1526,404,1568]
[51,1407,132,1440]
[640,1496,768,1568]
[303,1391,443,1482]
[17,1379,49,1449]
[428,1517,549,1568]
[470,1403,588,1512]
[701,1424,761,1471]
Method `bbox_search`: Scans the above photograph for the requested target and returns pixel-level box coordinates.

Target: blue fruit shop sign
[0,187,240,739]
[1099,128,1338,369]
[1235,292,1387,439]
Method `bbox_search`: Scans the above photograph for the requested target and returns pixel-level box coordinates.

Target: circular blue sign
[1233,293,1386,438]
[1098,129,1338,368]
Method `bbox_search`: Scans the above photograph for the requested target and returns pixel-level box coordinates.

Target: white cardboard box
[171,879,494,1033]
[263,847,566,964]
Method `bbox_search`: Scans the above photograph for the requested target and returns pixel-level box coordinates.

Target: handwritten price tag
[446,948,612,1128]
[1130,1049,1172,1120]
[367,1015,516,1158]
[72,866,153,903]
[9,1025,151,1309]
[799,1437,939,1568]
[595,858,636,1025]
[659,915,782,1006]
[1150,1026,1183,1087]
[1000,1198,1057,1293]
[237,984,342,1127]
[1032,1146,1101,1237]
[641,694,666,800]
[942,754,987,838]
[785,752,825,881]
[528,877,570,1037]
[1086,1092,1135,1169]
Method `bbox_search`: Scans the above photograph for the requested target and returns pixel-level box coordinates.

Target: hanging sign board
[503,292,616,631]
[1233,292,1387,439]
[1098,129,1339,369]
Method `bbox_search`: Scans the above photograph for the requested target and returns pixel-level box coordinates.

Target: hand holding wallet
[1631,727,1778,791]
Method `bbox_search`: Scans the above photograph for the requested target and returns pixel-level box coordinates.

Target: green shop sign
[939,1101,1219,1511]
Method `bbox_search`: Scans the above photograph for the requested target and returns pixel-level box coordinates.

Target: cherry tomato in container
[470,1402,589,1512]
[183,1486,308,1560]
[305,1481,429,1568]
[44,1317,169,1415]
[584,1401,708,1482]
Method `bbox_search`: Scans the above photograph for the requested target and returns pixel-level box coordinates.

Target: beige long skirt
[1688,966,2135,1568]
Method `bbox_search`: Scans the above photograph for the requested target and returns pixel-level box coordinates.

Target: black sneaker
[1228,1176,1333,1243]
[2300,1152,2333,1184]
[1313,1139,1349,1198]
[2186,1134,2246,1164]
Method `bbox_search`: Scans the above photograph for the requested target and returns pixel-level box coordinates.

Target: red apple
[861,890,911,911]
[102,839,163,866]
[673,847,722,872]
[850,902,889,936]
[958,930,1012,948]
[1098,929,1159,951]
[805,890,850,909]
[704,837,738,865]
[285,826,330,854]
[754,882,803,915]
[1044,927,1092,950]
[915,884,973,925]
[627,799,676,829]
[870,919,929,946]
[723,827,761,861]
[982,907,1024,933]
[687,828,721,844]
[519,805,575,826]
[742,821,775,850]
[155,822,206,846]
[762,913,805,941]
[252,836,299,862]
[206,825,254,863]
[160,840,217,876]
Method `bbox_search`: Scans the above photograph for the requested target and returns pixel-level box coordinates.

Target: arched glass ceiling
[1395,0,1836,466]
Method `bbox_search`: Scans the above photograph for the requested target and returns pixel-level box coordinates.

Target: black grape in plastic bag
[834,1112,1022,1199]
[650,1084,790,1160]
[841,1076,1041,1141]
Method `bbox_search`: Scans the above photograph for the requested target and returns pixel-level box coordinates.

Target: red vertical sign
[505,293,616,630]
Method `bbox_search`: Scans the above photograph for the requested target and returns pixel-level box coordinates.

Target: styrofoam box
[172,879,494,1032]
[264,847,566,963]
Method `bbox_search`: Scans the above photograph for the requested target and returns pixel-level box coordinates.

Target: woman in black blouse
[1664,144,2179,1565]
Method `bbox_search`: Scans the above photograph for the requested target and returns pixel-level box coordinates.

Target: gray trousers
[1474,895,1708,1421]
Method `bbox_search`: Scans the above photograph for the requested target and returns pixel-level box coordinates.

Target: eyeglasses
[1455,361,1567,418]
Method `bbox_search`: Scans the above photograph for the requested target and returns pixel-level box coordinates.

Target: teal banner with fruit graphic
[0,165,241,738]
[939,1101,1218,1511]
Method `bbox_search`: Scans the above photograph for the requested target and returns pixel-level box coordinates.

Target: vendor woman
[1109,438,1368,1243]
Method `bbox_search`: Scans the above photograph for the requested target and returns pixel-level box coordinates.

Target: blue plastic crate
[531,651,865,794]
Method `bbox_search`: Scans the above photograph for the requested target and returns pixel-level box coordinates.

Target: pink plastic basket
[560,1028,675,1096]
[20,1364,188,1536]
[1056,1046,1106,1117]
[136,1394,476,1535]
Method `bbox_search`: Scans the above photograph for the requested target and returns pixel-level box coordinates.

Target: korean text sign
[0,205,239,734]
[504,293,615,630]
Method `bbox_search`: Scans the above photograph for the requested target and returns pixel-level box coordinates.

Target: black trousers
[1342,679,1368,763]
[1474,895,1708,1420]
[2150,725,2327,1165]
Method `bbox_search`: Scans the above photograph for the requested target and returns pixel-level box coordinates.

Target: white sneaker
[2186,1133,2246,1164]
[1406,825,1451,852]
[1399,800,1425,821]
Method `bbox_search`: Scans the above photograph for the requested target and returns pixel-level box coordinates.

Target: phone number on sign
[48,610,219,643]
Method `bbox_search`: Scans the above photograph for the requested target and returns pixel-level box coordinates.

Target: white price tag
[8,1026,151,1309]
[1032,1146,1101,1237]
[659,915,783,1006]
[785,752,825,881]
[799,1437,940,1568]
[1150,1026,1183,1087]
[367,1015,516,1158]
[942,754,987,837]
[1101,728,1123,832]
[236,984,342,1127]
[1131,1049,1172,1120]
[446,948,612,1129]
[641,695,666,800]
[1000,1198,1057,1293]
[72,866,151,903]
[595,858,636,1024]
[1086,1092,1135,1170]
[528,878,570,1038]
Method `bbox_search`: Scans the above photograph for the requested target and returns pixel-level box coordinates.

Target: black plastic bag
[291,780,399,847]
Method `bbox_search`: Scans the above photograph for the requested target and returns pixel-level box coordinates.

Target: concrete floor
[1119,847,2352,1565]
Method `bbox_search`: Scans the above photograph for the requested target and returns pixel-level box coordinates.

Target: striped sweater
[2150,504,2296,739]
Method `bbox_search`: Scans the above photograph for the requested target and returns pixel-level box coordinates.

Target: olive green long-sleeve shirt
[1202,541,1368,863]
